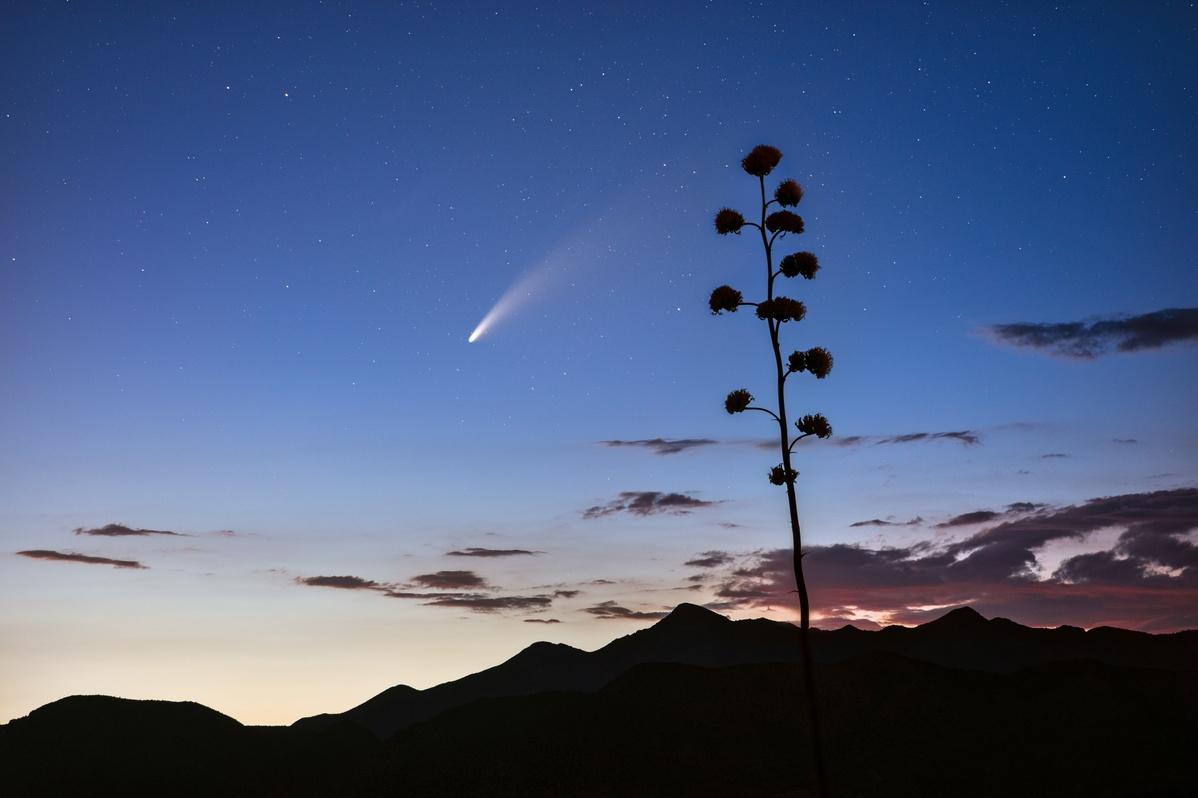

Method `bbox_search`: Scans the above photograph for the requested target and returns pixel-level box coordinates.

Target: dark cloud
[552,589,581,598]
[986,307,1198,359]
[935,510,1001,528]
[685,551,733,568]
[850,517,923,528]
[933,502,1044,529]
[410,570,487,589]
[294,571,556,615]
[419,594,552,612]
[383,590,551,612]
[832,431,981,447]
[707,488,1198,632]
[296,575,381,590]
[74,523,182,537]
[582,491,717,519]
[582,600,669,620]
[1041,453,1069,459]
[446,547,540,558]
[523,618,561,624]
[599,438,719,455]
[16,549,146,569]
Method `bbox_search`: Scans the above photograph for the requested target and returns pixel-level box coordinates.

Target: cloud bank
[986,307,1198,358]
[583,491,717,519]
[701,488,1198,631]
[599,438,719,455]
[74,523,182,537]
[17,550,147,569]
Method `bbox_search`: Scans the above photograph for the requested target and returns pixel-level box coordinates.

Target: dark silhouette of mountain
[293,603,1198,738]
[4,605,1197,797]
[380,656,1198,798]
[0,695,379,797]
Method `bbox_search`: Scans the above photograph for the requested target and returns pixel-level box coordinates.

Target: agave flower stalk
[709,144,834,798]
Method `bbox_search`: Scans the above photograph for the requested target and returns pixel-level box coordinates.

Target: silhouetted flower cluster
[756,296,807,323]
[768,465,798,485]
[766,211,805,235]
[714,208,745,235]
[709,285,743,314]
[724,389,753,414]
[796,414,833,439]
[789,347,834,378]
[774,179,803,207]
[804,347,833,378]
[779,251,819,279]
[741,144,782,177]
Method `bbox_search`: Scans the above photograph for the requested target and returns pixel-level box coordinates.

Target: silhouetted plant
[709,143,834,798]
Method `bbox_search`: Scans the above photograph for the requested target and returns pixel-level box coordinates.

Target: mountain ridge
[289,602,1198,739]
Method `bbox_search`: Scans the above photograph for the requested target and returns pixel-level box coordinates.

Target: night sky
[3,2,1196,726]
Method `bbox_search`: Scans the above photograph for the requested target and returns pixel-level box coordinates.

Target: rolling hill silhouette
[3,604,1195,797]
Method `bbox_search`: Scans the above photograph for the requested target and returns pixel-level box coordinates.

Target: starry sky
[2,1,1196,726]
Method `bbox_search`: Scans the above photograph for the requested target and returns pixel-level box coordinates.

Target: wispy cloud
[74,523,182,537]
[850,517,924,528]
[986,307,1198,359]
[582,491,717,519]
[581,600,669,620]
[17,549,147,569]
[685,551,734,568]
[296,575,381,589]
[294,570,556,615]
[599,438,719,455]
[935,510,1002,528]
[446,547,540,558]
[833,430,981,447]
[411,570,488,589]
[383,590,553,612]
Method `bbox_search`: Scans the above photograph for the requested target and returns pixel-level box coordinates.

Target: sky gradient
[3,1,1196,726]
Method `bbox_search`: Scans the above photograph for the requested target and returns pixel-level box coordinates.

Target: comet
[466,202,632,343]
[467,253,560,343]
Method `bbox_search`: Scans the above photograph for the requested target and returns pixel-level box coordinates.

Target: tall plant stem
[758,176,828,798]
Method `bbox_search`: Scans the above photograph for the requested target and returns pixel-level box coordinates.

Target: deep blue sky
[3,1,1196,725]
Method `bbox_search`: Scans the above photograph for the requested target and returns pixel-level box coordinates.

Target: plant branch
[789,432,814,453]
[745,406,781,423]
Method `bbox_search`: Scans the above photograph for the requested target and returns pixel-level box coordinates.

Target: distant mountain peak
[924,605,988,629]
[508,640,584,665]
[657,602,731,628]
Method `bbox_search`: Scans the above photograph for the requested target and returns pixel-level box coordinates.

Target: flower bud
[787,350,807,373]
[796,413,833,439]
[804,347,833,379]
[714,208,745,235]
[779,252,819,279]
[741,145,783,177]
[774,179,803,207]
[708,285,743,315]
[765,211,804,235]
[724,389,753,414]
[757,297,806,323]
[768,465,798,485]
